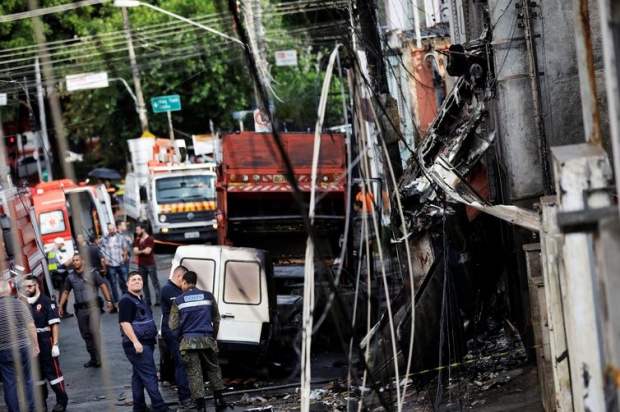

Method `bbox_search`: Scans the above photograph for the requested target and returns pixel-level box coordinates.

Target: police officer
[22,275,69,412]
[58,253,114,367]
[118,272,174,412]
[169,271,226,411]
[160,265,193,408]
[47,237,73,318]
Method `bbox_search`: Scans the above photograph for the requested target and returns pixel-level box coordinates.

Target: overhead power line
[0,0,111,23]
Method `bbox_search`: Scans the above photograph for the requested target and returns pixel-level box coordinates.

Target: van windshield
[39,210,66,235]
[155,175,216,204]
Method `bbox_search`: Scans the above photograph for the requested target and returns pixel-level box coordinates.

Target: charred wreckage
[359,27,539,395]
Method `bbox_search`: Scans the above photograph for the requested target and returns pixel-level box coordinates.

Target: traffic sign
[253,109,272,132]
[66,72,109,91]
[151,95,181,113]
[275,50,298,66]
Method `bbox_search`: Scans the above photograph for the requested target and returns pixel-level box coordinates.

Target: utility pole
[25,78,43,183]
[35,57,53,181]
[253,0,271,115]
[121,6,149,132]
[357,0,403,181]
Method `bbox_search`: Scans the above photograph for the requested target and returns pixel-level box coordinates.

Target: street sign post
[151,95,181,140]
[151,95,181,113]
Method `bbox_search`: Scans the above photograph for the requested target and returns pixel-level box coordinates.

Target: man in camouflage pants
[169,271,226,411]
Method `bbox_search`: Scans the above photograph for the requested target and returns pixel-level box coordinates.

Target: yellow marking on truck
[159,201,217,213]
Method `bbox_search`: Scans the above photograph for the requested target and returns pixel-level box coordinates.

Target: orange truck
[32,179,115,253]
[215,131,357,353]
[217,131,347,261]
[0,183,53,295]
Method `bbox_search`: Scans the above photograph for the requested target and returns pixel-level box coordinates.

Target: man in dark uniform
[58,253,114,367]
[118,272,174,412]
[160,265,193,409]
[169,271,226,411]
[22,275,69,412]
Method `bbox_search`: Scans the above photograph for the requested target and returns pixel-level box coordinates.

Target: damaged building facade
[358,0,620,410]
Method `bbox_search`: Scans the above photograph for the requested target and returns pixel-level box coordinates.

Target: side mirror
[139,186,147,202]
[0,214,14,259]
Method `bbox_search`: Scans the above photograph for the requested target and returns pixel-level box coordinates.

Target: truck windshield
[155,175,216,204]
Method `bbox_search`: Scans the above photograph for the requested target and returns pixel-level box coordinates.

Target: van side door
[217,247,270,347]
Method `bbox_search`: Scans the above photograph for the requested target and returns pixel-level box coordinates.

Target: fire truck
[32,179,115,253]
[124,137,218,243]
[0,183,53,296]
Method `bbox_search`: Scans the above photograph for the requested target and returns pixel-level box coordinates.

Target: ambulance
[32,179,115,252]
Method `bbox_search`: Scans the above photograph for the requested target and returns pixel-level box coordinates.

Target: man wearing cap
[47,237,74,318]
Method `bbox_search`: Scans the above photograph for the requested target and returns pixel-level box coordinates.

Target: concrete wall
[489,0,601,200]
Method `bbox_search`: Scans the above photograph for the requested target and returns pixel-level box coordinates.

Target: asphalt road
[61,256,176,411]
[0,251,350,412]
[1,248,541,411]
[0,256,179,412]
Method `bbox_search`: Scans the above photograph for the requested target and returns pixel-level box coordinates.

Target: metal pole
[35,57,52,180]
[166,111,174,140]
[597,0,620,222]
[572,0,603,145]
[521,0,552,194]
[33,137,43,183]
[121,7,149,132]
[412,0,422,48]
[136,1,244,46]
[23,78,43,183]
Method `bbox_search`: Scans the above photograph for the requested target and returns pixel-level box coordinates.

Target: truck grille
[164,210,215,224]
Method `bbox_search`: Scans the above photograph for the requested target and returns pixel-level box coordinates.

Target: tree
[0,0,349,177]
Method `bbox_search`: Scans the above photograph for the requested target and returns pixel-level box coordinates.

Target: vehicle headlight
[243,174,249,182]
[159,214,167,223]
[253,174,260,182]
[212,222,218,229]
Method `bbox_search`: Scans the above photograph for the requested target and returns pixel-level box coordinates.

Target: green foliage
[271,49,346,130]
[0,0,349,177]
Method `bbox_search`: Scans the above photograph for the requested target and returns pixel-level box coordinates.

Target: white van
[168,245,279,362]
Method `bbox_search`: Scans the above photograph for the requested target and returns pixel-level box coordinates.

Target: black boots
[194,398,206,412]
[83,358,101,368]
[214,391,227,410]
[189,393,226,411]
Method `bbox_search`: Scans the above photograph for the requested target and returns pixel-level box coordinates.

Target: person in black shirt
[118,271,174,412]
[22,275,69,412]
[159,265,192,408]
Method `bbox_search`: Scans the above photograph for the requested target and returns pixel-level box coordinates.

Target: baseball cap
[54,237,65,245]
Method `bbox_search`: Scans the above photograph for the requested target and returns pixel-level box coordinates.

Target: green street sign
[151,95,181,113]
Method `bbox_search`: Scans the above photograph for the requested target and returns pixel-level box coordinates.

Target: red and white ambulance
[32,179,115,253]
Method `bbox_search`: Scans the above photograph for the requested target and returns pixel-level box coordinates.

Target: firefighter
[22,275,69,412]
[169,271,227,411]
[47,237,74,318]
[355,182,375,212]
